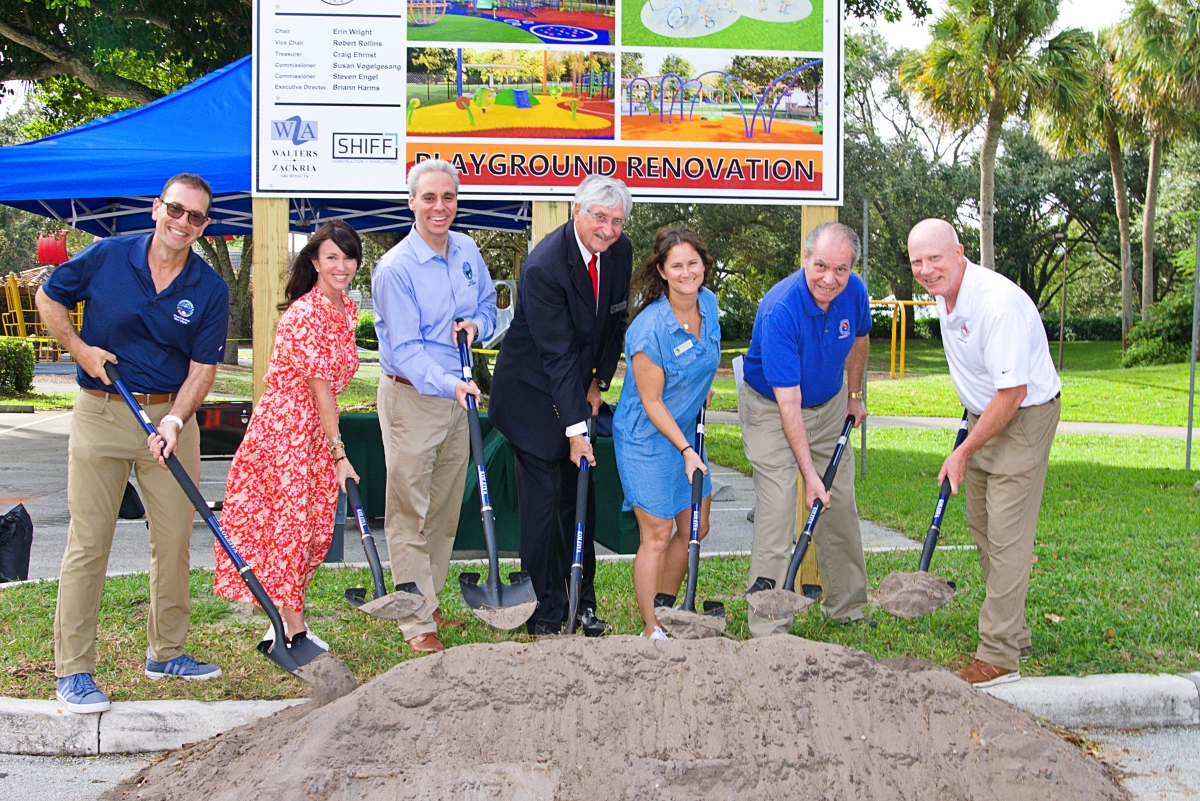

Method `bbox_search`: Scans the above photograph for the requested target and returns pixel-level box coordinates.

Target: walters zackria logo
[271,116,318,145]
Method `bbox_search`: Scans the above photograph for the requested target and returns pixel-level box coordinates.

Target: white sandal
[640,626,669,640]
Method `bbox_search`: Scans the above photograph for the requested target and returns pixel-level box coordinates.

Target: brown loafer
[406,632,445,654]
[954,659,1020,687]
[433,609,465,629]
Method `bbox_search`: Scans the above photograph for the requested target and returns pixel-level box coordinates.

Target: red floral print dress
[214,286,359,611]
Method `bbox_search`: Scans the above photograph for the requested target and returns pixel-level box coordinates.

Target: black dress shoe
[653,593,676,608]
[530,619,563,636]
[577,609,607,637]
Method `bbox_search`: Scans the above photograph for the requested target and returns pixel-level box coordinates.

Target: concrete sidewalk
[0,670,1195,757]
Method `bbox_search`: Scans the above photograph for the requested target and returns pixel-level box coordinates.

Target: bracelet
[160,414,185,432]
[334,455,347,463]
[327,433,345,452]
[680,444,693,455]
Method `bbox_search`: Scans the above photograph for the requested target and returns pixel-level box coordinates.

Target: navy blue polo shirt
[742,270,871,406]
[41,234,230,394]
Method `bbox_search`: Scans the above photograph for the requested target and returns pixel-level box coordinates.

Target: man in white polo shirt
[908,218,1062,688]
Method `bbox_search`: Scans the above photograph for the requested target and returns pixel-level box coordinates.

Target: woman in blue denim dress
[613,227,720,639]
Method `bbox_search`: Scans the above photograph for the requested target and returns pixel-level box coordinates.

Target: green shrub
[913,317,941,340]
[355,311,378,350]
[1043,316,1123,342]
[0,337,35,393]
[1122,293,1195,367]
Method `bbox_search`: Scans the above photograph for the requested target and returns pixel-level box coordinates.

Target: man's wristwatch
[848,391,864,400]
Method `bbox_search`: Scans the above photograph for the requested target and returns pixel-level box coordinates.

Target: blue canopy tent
[0,56,530,236]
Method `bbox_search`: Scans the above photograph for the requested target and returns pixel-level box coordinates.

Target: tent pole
[252,197,291,403]
[1187,217,1199,471]
[531,200,569,250]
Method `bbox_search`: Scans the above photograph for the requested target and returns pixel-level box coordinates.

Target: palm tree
[1033,29,1139,342]
[1112,0,1200,318]
[900,0,1091,270]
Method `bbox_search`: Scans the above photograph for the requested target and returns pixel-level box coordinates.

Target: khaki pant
[740,382,867,636]
[966,396,1060,671]
[55,390,200,677]
[378,378,469,640]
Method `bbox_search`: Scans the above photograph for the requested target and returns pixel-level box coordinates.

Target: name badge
[673,339,694,357]
[609,300,627,314]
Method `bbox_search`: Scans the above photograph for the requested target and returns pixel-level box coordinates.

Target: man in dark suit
[489,175,634,635]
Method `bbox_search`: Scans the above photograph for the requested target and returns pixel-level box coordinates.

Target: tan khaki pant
[55,390,200,677]
[966,396,1060,671]
[378,378,469,640]
[740,382,867,636]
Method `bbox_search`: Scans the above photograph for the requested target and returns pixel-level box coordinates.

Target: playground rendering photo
[622,0,822,49]
[407,48,615,139]
[621,53,823,144]
[407,0,615,46]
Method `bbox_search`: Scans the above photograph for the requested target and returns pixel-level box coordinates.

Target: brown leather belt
[83,388,176,405]
[385,374,413,386]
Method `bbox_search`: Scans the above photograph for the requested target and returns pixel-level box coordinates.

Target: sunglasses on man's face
[158,199,209,227]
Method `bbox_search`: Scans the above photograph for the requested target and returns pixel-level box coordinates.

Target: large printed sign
[253,0,843,204]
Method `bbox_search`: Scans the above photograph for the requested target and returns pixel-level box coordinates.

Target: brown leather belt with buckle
[83,388,176,405]
[386,374,413,386]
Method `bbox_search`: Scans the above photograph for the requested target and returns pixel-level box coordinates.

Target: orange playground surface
[409,95,614,139]
[621,115,821,144]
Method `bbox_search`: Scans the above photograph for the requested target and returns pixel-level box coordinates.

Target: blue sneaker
[56,673,111,714]
[144,651,222,681]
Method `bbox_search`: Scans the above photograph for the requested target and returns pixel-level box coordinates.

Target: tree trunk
[1141,134,1163,320]
[977,99,1006,271]
[197,235,254,366]
[1103,118,1135,345]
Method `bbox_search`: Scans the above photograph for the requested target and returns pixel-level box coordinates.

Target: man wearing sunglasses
[35,173,230,713]
[489,174,633,635]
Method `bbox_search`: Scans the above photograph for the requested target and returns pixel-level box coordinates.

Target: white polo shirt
[936,261,1062,415]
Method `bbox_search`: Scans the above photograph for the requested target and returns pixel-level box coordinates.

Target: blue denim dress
[613,288,721,519]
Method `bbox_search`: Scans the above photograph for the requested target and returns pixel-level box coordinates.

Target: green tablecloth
[340,412,641,554]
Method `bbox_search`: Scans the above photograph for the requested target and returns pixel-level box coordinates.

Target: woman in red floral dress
[214,220,362,649]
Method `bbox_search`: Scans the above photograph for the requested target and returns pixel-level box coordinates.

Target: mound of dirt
[105,636,1125,801]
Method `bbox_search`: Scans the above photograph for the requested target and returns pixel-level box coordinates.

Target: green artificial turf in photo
[407,17,541,43]
[2,429,1194,701]
[621,0,823,50]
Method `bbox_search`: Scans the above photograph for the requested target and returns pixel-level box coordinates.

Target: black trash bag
[0,504,33,583]
[119,481,145,520]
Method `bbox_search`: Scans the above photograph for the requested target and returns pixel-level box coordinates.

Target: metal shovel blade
[344,580,426,621]
[459,571,538,631]
[256,632,357,705]
[655,606,727,639]
[745,576,815,618]
[876,571,956,619]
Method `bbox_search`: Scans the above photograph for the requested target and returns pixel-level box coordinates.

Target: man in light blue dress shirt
[373,158,497,653]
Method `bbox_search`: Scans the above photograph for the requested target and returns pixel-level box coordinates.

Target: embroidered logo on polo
[462,262,474,284]
[959,324,970,342]
[173,299,194,325]
[838,319,851,339]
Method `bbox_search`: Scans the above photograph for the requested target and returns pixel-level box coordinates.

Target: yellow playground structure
[2,267,83,361]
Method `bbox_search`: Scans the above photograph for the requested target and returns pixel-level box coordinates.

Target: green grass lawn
[2,428,1194,701]
[209,363,381,410]
[621,0,823,50]
[0,390,76,410]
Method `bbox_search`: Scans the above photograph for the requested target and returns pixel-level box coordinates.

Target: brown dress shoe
[433,609,465,629]
[954,659,1020,687]
[407,632,445,653]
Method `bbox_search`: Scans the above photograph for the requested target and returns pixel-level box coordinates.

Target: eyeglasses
[158,199,209,227]
[584,209,626,229]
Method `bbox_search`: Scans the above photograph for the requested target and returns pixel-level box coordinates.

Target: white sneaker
[641,626,669,640]
[263,623,329,652]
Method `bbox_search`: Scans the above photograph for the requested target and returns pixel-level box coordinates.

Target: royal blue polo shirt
[42,233,230,394]
[742,270,871,406]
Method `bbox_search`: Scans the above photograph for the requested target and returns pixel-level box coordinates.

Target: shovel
[454,330,539,630]
[654,406,727,639]
[877,410,969,618]
[745,415,855,619]
[566,419,592,635]
[103,363,357,704]
[343,478,425,620]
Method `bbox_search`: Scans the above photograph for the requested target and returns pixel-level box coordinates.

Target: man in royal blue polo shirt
[35,173,229,713]
[739,222,872,636]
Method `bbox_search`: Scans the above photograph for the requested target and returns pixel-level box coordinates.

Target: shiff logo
[270,116,318,145]
[838,319,851,339]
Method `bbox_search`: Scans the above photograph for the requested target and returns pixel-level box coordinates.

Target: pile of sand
[105,636,1125,801]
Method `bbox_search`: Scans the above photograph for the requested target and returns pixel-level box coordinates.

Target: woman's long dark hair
[630,226,713,318]
[279,220,363,310]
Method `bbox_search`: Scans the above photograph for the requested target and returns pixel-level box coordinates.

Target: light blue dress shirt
[373,229,497,399]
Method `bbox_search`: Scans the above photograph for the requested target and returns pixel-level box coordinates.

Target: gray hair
[804,222,861,264]
[407,158,460,195]
[573,174,632,219]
